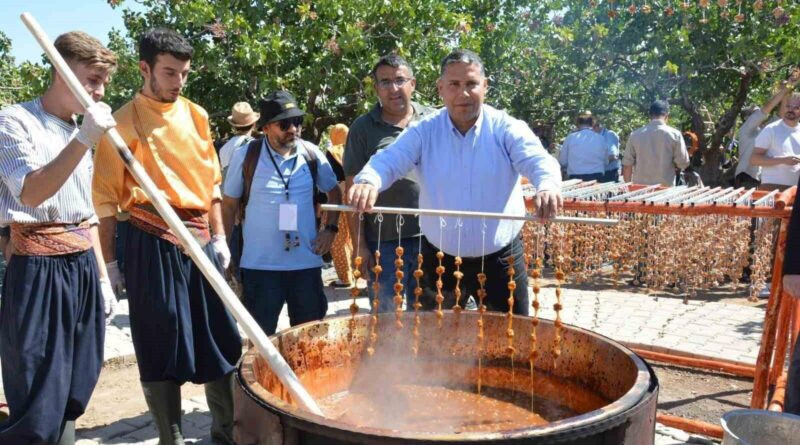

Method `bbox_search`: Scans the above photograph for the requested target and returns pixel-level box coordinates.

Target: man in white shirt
[218,102,258,176]
[736,75,799,188]
[750,92,800,191]
[559,111,616,181]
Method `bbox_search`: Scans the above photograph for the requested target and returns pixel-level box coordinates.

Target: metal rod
[321,204,619,226]
[607,184,661,201]
[734,188,757,206]
[647,186,688,203]
[18,12,324,416]
[754,189,780,207]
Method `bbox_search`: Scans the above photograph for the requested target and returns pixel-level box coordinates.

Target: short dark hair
[577,116,594,126]
[649,100,670,117]
[371,54,413,79]
[139,28,194,67]
[440,49,485,77]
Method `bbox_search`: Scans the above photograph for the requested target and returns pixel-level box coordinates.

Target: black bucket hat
[257,91,305,127]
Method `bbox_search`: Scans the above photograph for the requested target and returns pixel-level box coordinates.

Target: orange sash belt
[10,221,92,256]
[129,204,211,248]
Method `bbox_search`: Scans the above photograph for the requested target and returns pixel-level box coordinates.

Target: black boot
[141,380,184,445]
[204,372,235,445]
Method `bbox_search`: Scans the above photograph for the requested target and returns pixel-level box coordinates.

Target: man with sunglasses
[344,54,432,312]
[222,91,341,335]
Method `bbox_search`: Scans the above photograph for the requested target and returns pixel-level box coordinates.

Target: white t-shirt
[218,134,252,170]
[735,108,765,180]
[754,120,800,186]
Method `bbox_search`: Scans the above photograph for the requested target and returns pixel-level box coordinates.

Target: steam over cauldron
[235,312,658,444]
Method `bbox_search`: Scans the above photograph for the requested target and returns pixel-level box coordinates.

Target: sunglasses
[277,116,304,131]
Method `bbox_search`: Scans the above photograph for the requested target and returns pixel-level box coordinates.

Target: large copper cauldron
[235,312,658,444]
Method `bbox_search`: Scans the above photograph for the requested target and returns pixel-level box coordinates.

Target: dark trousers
[125,226,242,384]
[734,172,760,189]
[602,169,619,183]
[240,267,328,335]
[418,235,529,314]
[568,172,605,182]
[0,251,104,444]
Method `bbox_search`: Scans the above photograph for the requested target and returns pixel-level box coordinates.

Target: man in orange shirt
[93,28,240,445]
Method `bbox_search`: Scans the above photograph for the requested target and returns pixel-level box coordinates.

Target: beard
[150,73,180,103]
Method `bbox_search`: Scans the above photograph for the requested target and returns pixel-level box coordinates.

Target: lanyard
[267,144,298,200]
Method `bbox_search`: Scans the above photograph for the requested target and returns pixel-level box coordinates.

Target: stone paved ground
[7,267,762,444]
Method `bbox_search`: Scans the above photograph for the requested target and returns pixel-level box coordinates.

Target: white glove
[76,102,116,147]
[211,234,231,270]
[106,260,126,297]
[99,277,117,325]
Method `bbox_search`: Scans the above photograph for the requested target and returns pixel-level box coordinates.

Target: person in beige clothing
[622,100,690,186]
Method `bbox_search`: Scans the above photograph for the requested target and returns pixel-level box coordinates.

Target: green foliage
[0,31,48,107]
[4,1,800,184]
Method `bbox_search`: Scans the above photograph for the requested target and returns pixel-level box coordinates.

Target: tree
[112,0,487,141]
[0,31,48,107]
[489,0,800,184]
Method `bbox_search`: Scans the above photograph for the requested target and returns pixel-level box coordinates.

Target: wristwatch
[324,224,339,233]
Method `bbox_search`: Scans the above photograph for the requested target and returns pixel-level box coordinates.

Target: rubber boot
[141,380,184,445]
[204,372,235,445]
[56,420,75,445]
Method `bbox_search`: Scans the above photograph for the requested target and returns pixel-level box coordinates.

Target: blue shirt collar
[446,104,485,137]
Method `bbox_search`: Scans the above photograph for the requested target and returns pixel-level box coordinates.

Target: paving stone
[79,418,139,442]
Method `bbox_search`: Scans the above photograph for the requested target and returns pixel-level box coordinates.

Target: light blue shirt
[558,127,615,176]
[354,105,561,257]
[601,128,621,172]
[223,138,337,271]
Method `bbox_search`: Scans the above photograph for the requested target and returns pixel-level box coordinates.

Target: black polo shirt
[344,101,433,243]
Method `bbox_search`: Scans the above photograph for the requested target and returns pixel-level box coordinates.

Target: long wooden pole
[19,12,323,416]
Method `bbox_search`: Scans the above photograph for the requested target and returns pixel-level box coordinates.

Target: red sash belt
[129,204,211,249]
[10,221,92,256]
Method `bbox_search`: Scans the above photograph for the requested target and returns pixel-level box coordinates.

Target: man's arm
[221,195,239,240]
[98,216,117,262]
[622,165,633,182]
[673,134,690,170]
[764,72,800,116]
[209,199,224,236]
[90,223,109,279]
[344,176,373,275]
[311,150,341,256]
[750,147,800,167]
[21,103,115,207]
[501,119,562,218]
[20,139,91,208]
[621,136,636,182]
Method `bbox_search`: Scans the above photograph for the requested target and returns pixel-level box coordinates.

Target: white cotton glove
[212,234,231,270]
[99,277,118,325]
[106,260,126,297]
[76,102,116,147]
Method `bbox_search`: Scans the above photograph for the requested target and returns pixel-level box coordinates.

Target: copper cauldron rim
[238,312,653,442]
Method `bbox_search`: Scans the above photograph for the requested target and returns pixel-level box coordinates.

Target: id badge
[279,203,298,232]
